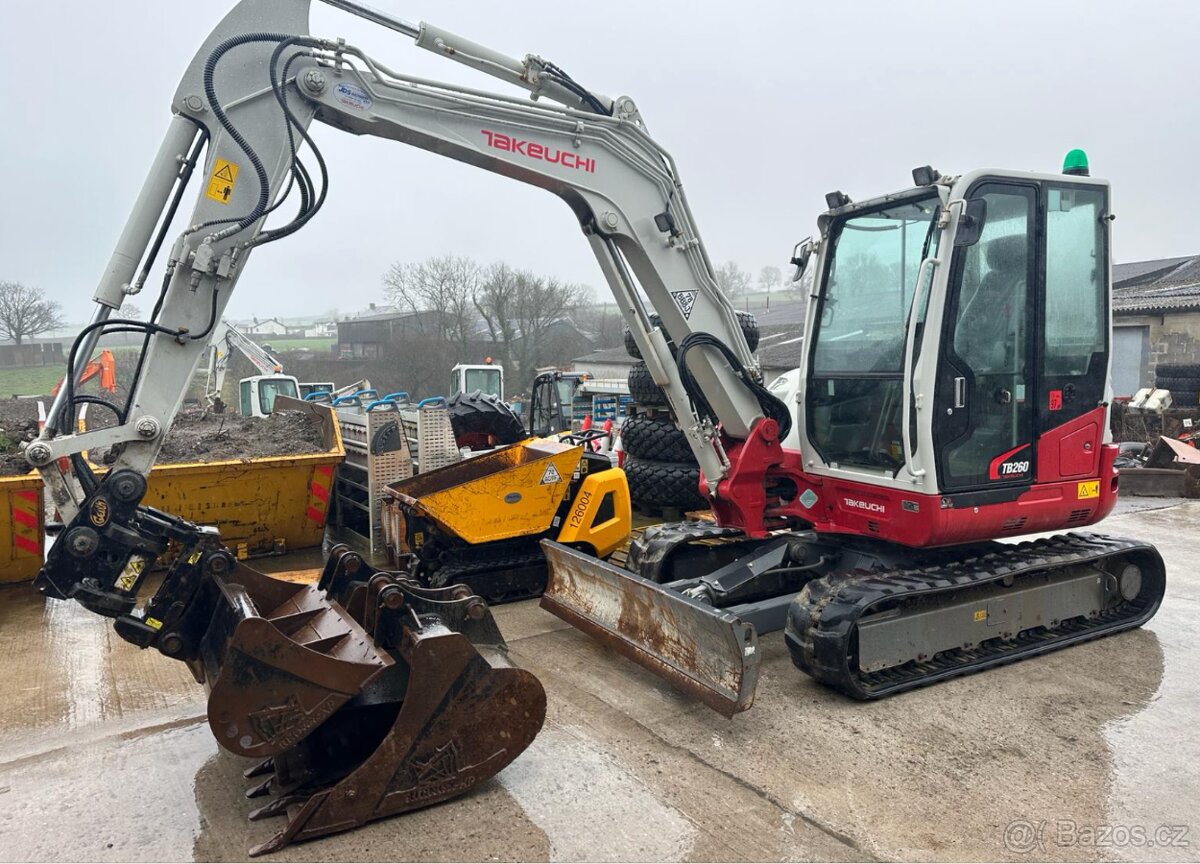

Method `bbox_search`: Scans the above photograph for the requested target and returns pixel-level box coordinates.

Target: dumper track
[426,544,547,604]
[785,532,1166,700]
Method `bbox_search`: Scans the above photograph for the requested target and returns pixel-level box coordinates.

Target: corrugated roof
[1113,254,1200,314]
[1113,256,1194,287]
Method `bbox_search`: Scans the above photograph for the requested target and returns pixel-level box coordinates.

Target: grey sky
[3,0,1198,323]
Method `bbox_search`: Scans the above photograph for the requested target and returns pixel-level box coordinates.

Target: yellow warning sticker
[145,617,163,631]
[206,159,239,204]
[973,609,988,622]
[114,556,146,592]
[187,549,202,565]
[1077,480,1100,500]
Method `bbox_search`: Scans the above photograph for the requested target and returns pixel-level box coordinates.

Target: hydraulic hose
[676,332,793,440]
[200,32,296,241]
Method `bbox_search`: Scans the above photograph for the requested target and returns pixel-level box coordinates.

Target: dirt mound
[153,410,326,464]
[1,399,326,474]
[0,399,41,477]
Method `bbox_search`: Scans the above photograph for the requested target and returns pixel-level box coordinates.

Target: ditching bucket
[187,546,545,855]
[540,540,759,717]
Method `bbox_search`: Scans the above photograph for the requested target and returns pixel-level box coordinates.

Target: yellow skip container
[136,399,344,558]
[0,472,44,583]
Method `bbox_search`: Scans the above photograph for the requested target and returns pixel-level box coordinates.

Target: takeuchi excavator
[204,318,300,415]
[32,0,1165,853]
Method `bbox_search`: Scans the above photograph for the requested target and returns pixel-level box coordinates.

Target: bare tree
[511,273,590,379]
[0,281,64,345]
[573,303,625,349]
[382,255,481,350]
[118,300,144,321]
[474,266,589,381]
[757,265,782,293]
[473,262,520,370]
[715,261,752,298]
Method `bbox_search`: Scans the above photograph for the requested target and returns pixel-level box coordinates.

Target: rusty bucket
[193,546,545,855]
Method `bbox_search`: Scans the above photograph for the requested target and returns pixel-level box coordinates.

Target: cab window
[807,194,940,472]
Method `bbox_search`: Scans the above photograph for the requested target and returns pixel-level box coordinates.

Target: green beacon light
[1063,148,1090,177]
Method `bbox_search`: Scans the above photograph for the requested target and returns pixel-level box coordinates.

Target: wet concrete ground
[0,499,1196,862]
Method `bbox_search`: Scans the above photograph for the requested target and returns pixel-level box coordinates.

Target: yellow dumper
[383,436,630,603]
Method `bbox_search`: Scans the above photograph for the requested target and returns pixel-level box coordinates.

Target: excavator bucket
[190,546,546,855]
[540,540,759,716]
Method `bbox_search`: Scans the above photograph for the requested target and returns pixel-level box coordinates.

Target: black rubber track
[624,456,708,511]
[785,532,1166,700]
[448,390,526,449]
[627,361,667,406]
[623,310,760,359]
[423,544,547,604]
[620,415,695,463]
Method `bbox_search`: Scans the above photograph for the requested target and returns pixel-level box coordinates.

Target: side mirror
[790,237,815,282]
[954,198,987,247]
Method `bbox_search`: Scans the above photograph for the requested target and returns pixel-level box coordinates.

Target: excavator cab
[798,162,1117,544]
[238,374,301,417]
[543,157,1163,714]
[527,371,589,437]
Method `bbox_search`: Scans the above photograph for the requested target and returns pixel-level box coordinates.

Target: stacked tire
[447,391,526,450]
[1154,363,1200,404]
[621,311,759,514]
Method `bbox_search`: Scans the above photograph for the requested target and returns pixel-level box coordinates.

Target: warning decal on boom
[206,159,240,204]
[672,291,697,319]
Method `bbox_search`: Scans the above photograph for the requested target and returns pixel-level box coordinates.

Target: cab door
[1035,182,1110,480]
[933,182,1037,492]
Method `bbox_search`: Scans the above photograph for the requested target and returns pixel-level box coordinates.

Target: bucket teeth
[248,793,307,822]
[243,758,274,779]
[245,777,274,799]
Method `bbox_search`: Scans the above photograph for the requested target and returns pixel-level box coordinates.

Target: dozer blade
[189,549,545,855]
[540,540,759,717]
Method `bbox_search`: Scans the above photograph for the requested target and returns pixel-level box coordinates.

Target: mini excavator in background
[31,0,1165,853]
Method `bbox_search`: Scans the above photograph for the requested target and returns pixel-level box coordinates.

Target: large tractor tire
[624,456,707,511]
[1155,362,1200,380]
[623,310,760,359]
[1154,377,1200,403]
[737,310,761,353]
[448,391,526,450]
[620,414,695,463]
[627,361,667,406]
